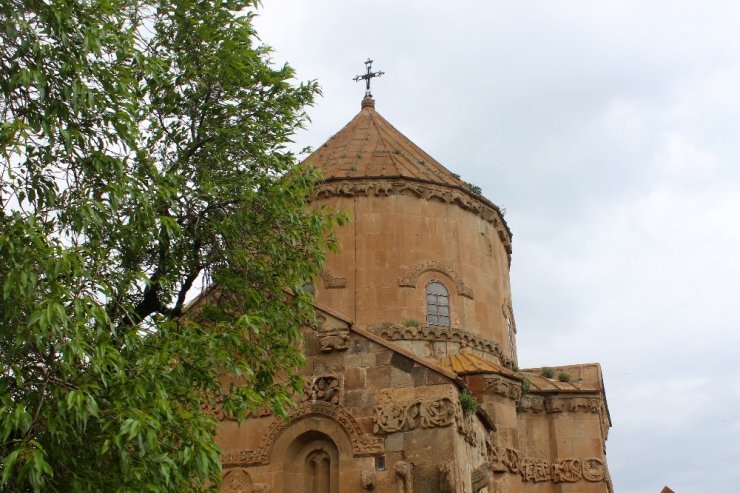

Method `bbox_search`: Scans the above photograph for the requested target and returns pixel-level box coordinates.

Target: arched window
[426,282,450,326]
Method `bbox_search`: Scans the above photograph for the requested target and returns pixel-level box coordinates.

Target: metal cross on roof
[353,58,384,98]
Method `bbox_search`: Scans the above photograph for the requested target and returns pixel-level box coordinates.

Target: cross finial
[353,58,384,99]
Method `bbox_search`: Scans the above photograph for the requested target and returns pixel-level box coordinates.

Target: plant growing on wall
[460,390,479,416]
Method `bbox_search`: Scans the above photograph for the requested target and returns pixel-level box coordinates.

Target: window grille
[426,282,450,326]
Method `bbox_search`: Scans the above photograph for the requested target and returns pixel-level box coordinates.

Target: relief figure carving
[373,401,420,434]
[317,329,350,352]
[394,461,414,493]
[304,376,340,405]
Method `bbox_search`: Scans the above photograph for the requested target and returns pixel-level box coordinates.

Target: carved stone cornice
[221,401,383,467]
[517,395,603,415]
[312,178,512,258]
[369,323,508,365]
[399,260,474,299]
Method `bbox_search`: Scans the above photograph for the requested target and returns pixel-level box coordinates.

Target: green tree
[0,0,340,490]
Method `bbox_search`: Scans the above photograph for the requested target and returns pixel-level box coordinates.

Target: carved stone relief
[484,376,522,401]
[515,396,602,415]
[518,396,545,413]
[398,260,474,299]
[470,463,491,493]
[221,468,253,493]
[490,446,608,484]
[221,401,383,467]
[304,375,341,405]
[317,328,350,352]
[394,460,414,493]
[373,397,458,434]
[312,179,512,258]
[569,397,601,413]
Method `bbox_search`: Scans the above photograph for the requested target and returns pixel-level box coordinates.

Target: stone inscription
[373,397,458,434]
[491,446,608,483]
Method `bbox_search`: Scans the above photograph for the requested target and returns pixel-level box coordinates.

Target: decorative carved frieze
[369,324,507,364]
[490,447,608,484]
[373,401,420,434]
[398,260,474,299]
[568,397,601,413]
[419,398,457,428]
[312,179,512,257]
[491,446,522,474]
[518,396,545,413]
[203,376,345,422]
[551,459,586,483]
[317,328,350,352]
[521,457,552,483]
[221,401,383,467]
[484,376,522,401]
[373,397,459,434]
[516,396,602,415]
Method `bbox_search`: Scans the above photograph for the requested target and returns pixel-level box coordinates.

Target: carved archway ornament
[398,260,474,299]
[221,401,384,467]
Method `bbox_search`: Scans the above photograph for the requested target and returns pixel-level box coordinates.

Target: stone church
[213,91,612,492]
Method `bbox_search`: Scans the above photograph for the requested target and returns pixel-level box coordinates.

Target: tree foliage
[0,0,340,490]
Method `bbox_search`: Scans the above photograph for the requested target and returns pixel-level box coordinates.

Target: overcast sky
[254,2,740,491]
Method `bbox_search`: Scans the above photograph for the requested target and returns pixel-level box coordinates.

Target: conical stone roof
[303,98,468,188]
[304,97,512,256]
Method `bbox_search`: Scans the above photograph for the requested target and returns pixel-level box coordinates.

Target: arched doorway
[283,431,339,493]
